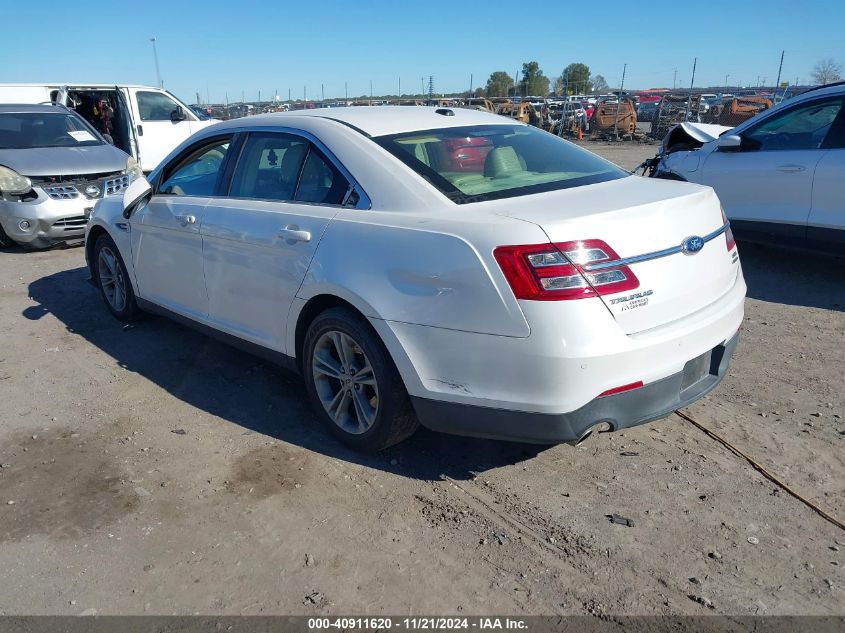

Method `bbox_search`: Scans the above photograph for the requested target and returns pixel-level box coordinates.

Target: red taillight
[598,381,644,398]
[493,239,639,301]
[721,207,736,252]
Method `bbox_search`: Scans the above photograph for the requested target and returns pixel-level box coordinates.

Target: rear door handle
[279,225,311,242]
[175,214,196,225]
[776,164,805,173]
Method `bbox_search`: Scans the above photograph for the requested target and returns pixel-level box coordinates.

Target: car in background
[636,101,658,122]
[0,103,140,248]
[652,83,845,254]
[0,84,218,172]
[189,104,213,120]
[86,106,744,452]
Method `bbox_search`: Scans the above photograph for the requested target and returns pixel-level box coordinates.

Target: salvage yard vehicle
[496,102,533,124]
[0,83,217,172]
[589,96,638,138]
[650,93,704,140]
[0,103,140,248]
[644,83,845,254]
[86,107,745,452]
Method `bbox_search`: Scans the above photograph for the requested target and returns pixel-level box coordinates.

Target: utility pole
[774,50,785,102]
[149,38,162,88]
[469,73,473,97]
[321,83,324,104]
[514,68,519,98]
[398,77,401,99]
[725,74,729,90]
[303,86,306,102]
[427,76,434,104]
[673,67,677,90]
[612,63,627,139]
[683,58,697,122]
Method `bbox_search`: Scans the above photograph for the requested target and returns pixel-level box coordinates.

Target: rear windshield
[373,124,627,204]
[0,112,103,149]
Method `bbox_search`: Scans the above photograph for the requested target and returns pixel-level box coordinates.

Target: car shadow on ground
[738,241,844,312]
[25,266,546,481]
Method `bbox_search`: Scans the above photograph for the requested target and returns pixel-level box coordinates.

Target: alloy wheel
[311,331,379,435]
[98,246,127,313]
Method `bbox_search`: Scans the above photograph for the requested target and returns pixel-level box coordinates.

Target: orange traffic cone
[577,126,583,141]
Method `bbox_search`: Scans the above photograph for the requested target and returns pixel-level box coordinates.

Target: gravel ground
[0,142,842,616]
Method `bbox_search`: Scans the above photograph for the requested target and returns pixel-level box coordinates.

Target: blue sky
[3,0,843,103]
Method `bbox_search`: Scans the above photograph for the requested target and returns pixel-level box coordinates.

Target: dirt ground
[0,142,842,617]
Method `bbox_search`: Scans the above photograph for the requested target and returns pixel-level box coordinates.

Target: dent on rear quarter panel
[298,215,531,338]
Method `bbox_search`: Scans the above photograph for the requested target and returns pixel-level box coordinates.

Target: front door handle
[279,225,311,242]
[776,164,805,173]
[175,214,196,225]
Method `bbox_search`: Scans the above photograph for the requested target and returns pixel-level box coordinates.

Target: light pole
[149,37,162,88]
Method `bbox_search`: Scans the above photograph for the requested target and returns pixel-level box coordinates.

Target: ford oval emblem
[681,235,705,255]
[84,184,101,198]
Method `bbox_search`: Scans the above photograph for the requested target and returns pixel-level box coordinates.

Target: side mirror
[170,106,186,122]
[717,134,742,151]
[122,178,152,219]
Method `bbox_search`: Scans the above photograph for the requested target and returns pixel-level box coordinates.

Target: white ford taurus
[85,106,745,451]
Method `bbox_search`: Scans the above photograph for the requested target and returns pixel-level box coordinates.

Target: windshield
[374,124,627,204]
[0,112,104,149]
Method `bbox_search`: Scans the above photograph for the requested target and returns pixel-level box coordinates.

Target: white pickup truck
[0,84,217,172]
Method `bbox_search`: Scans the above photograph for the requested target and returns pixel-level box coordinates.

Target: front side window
[158,139,230,196]
[137,91,183,121]
[743,98,844,151]
[0,112,103,149]
[374,124,627,204]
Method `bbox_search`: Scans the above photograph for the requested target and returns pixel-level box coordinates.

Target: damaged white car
[640,83,845,254]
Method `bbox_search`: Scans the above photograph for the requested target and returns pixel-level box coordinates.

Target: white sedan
[86,106,745,452]
[654,83,845,254]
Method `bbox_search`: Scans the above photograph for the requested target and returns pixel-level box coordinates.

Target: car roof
[214,106,518,137]
[0,103,71,114]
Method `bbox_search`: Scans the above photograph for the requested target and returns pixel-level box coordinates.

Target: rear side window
[228,132,350,205]
[229,133,309,201]
[374,124,626,204]
[296,148,348,205]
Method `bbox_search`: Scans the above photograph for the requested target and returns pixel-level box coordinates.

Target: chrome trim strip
[583,222,730,272]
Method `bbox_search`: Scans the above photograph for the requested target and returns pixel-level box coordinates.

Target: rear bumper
[412,331,739,444]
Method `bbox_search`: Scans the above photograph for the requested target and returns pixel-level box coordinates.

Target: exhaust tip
[573,421,614,446]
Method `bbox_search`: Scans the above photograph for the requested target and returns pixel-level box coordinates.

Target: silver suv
[0,104,141,248]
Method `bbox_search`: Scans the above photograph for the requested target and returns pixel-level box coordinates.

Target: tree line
[481,62,610,98]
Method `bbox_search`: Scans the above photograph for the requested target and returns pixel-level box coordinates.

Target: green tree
[519,61,550,97]
[559,63,592,95]
[486,71,514,98]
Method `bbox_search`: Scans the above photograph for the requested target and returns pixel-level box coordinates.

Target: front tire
[93,234,139,322]
[303,307,418,452]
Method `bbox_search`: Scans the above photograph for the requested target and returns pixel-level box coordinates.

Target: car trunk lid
[488,176,739,334]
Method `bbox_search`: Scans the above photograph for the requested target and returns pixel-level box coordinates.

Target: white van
[0,84,217,172]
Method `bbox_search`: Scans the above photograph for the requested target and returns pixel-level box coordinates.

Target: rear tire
[93,234,139,322]
[303,307,418,452]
